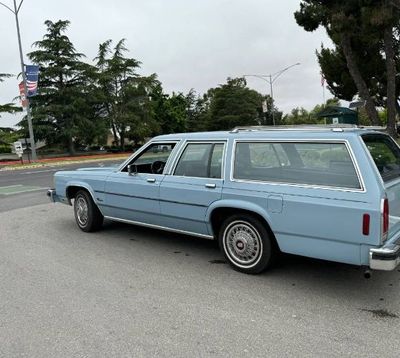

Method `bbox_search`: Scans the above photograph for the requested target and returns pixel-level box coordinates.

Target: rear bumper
[370,244,400,271]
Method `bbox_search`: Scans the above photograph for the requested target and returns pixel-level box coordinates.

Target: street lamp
[0,0,37,160]
[244,62,300,125]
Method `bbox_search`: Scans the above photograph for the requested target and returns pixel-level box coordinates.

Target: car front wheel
[74,190,103,232]
[219,214,275,274]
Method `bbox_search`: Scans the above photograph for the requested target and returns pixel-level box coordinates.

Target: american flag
[27,80,37,93]
[25,65,39,97]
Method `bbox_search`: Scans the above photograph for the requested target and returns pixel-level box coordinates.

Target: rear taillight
[382,198,389,242]
[362,214,370,236]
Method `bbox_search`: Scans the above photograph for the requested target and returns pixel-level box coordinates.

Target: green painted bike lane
[0,185,45,196]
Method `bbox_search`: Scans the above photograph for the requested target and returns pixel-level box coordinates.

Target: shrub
[0,145,11,154]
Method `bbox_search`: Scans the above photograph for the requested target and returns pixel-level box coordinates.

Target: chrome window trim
[104,215,214,240]
[229,139,366,193]
[358,134,385,188]
[118,140,180,174]
[169,140,227,180]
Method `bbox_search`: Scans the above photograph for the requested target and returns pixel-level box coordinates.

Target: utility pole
[244,62,300,126]
[0,0,37,160]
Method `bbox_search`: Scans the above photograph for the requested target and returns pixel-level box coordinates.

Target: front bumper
[370,244,400,271]
[47,188,57,203]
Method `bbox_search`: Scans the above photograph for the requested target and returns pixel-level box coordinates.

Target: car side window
[122,143,176,174]
[174,143,224,178]
[234,141,360,189]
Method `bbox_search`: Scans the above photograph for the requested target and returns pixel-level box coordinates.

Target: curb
[0,155,128,172]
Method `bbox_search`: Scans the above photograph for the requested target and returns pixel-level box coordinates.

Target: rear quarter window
[362,134,400,182]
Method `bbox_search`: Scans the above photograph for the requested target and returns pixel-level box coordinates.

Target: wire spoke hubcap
[76,197,88,226]
[224,221,262,267]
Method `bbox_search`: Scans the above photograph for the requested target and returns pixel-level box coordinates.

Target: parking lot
[1,177,400,357]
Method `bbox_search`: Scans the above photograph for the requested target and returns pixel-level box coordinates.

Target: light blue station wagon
[48,127,400,275]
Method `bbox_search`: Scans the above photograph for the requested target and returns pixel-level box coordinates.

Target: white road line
[0,184,23,189]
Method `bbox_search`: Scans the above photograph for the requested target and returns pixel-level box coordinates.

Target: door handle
[147,178,156,183]
[205,183,216,189]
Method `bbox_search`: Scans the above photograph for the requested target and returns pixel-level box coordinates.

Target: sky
[0,0,334,128]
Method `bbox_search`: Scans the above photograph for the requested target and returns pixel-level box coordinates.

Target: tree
[150,83,188,135]
[25,20,105,154]
[317,44,385,105]
[258,95,283,126]
[0,73,21,116]
[295,0,399,135]
[95,39,159,149]
[185,90,214,132]
[205,78,271,130]
[283,98,341,125]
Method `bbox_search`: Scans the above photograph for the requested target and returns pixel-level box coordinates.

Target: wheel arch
[65,182,97,206]
[207,200,279,248]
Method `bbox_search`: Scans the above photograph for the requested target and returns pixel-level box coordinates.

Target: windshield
[362,134,400,183]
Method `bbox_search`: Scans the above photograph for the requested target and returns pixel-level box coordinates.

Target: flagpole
[13,0,37,160]
[0,0,37,160]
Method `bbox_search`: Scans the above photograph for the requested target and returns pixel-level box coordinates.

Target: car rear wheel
[218,214,275,274]
[74,190,103,232]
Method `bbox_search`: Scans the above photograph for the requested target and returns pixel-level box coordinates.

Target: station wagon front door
[159,142,225,236]
[102,142,177,225]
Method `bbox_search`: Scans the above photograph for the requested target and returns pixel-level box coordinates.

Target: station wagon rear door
[159,141,226,236]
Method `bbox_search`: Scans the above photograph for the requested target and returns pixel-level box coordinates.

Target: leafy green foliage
[295,1,400,133]
[150,84,187,135]
[0,127,20,153]
[0,74,21,118]
[25,20,106,154]
[204,77,280,131]
[95,39,159,149]
[3,20,292,154]
[283,98,340,124]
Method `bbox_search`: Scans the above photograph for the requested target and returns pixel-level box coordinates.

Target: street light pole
[0,0,37,160]
[244,62,300,126]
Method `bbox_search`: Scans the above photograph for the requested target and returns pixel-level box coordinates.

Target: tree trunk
[111,121,118,145]
[341,34,381,126]
[67,136,75,156]
[119,129,125,151]
[384,25,397,137]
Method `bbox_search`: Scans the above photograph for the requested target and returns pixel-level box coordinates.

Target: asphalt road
[1,161,400,357]
[0,160,123,213]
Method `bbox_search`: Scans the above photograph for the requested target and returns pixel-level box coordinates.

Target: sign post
[14,141,24,164]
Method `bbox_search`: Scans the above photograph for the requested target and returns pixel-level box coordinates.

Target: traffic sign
[13,141,24,158]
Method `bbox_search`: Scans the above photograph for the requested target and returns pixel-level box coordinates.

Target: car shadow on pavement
[63,218,400,316]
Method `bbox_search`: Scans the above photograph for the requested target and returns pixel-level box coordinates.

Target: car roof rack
[229,124,385,133]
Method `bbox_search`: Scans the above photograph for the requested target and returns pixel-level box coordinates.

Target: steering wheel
[151,160,165,174]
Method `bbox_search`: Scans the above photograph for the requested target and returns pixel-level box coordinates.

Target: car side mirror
[128,164,138,176]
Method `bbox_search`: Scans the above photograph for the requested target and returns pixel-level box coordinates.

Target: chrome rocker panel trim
[104,216,215,240]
